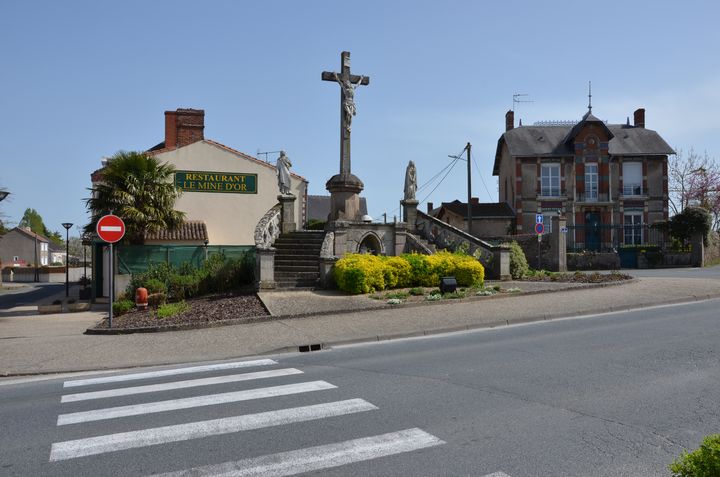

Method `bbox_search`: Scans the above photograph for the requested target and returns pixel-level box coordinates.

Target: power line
[471,151,494,201]
[419,156,461,205]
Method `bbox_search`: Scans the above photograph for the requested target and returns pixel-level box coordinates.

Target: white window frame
[541,163,561,197]
[622,161,643,196]
[585,163,598,200]
[623,212,643,245]
[41,242,48,251]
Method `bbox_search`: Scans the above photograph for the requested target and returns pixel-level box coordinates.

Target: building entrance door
[585,212,601,251]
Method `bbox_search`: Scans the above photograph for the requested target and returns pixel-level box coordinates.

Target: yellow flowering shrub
[334,251,484,294]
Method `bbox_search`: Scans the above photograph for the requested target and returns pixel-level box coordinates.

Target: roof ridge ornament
[588,81,592,113]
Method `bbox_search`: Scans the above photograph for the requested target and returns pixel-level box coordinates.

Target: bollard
[135,287,148,310]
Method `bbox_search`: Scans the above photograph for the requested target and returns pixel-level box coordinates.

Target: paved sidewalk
[1,276,719,377]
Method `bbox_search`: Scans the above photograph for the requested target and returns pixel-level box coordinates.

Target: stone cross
[322,51,370,176]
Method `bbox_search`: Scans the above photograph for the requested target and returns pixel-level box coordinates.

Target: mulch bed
[91,293,270,331]
[523,271,633,283]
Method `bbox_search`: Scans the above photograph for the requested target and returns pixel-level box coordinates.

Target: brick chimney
[505,110,514,131]
[427,202,434,213]
[164,108,205,150]
[633,108,645,128]
[470,197,480,204]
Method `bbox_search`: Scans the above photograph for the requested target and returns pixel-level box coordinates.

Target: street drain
[299,344,323,352]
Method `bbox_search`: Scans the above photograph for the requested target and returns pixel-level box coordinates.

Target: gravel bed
[91,293,270,330]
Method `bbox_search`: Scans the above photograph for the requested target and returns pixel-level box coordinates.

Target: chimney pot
[505,110,514,131]
[633,108,645,128]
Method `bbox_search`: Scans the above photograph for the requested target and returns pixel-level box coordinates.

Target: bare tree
[669,148,720,230]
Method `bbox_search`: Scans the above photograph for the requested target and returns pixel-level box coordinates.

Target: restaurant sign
[175,171,258,194]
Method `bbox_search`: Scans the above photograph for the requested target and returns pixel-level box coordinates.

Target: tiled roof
[202,140,308,182]
[440,200,515,219]
[144,221,208,242]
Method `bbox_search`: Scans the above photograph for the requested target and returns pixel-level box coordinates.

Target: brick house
[493,107,674,251]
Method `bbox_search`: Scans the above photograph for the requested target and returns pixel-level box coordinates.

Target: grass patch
[157,301,190,319]
[408,287,425,296]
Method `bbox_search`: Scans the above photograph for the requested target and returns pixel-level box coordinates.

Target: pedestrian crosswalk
[48,358,446,475]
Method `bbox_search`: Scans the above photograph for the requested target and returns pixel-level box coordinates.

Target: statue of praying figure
[334,73,365,134]
[404,160,417,201]
[276,150,293,195]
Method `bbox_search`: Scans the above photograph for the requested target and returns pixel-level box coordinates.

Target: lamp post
[61,222,73,297]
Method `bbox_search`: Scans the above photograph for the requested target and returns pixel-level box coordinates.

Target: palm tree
[85,151,185,244]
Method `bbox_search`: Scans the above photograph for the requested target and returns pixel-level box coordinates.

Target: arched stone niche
[357,232,384,255]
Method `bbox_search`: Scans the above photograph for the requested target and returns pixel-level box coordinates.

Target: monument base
[326,173,364,223]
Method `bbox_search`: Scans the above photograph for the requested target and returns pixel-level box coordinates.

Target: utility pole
[466,143,472,235]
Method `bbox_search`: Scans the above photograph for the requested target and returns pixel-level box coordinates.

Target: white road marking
[57,381,337,425]
[49,398,377,461]
[61,368,301,403]
[150,428,444,477]
[62,359,278,388]
[99,225,122,232]
[482,473,512,477]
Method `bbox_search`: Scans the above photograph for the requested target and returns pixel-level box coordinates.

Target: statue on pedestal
[404,160,417,201]
[276,151,293,195]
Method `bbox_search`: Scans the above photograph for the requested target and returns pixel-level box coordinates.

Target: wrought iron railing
[566,224,669,253]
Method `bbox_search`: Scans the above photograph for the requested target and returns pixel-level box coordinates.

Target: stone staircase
[273,231,326,289]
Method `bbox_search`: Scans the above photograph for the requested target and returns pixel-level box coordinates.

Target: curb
[83,279,634,335]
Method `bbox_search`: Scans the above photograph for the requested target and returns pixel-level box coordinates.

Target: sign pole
[109,243,113,329]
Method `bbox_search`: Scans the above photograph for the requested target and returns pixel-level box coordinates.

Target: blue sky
[1,0,719,238]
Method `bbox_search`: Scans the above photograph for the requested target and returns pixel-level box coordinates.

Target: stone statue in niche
[404,160,417,201]
[276,151,292,195]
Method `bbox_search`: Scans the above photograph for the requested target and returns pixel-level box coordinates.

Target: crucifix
[322,51,370,176]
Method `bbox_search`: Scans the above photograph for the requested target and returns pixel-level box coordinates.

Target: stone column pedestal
[319,257,338,289]
[401,199,419,232]
[549,216,567,272]
[255,249,276,290]
[691,233,705,267]
[278,194,297,234]
[326,173,364,223]
[492,246,512,280]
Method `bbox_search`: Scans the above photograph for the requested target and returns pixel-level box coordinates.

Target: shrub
[409,287,425,296]
[147,292,167,308]
[508,241,529,279]
[168,273,201,301]
[669,434,720,477]
[334,252,484,294]
[334,254,386,294]
[670,206,712,246]
[113,299,134,316]
[144,278,167,294]
[157,301,190,319]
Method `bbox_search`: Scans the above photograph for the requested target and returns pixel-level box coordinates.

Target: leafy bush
[669,434,720,477]
[409,287,425,296]
[670,206,712,246]
[334,252,484,294]
[144,278,167,294]
[508,241,529,279]
[113,299,134,316]
[157,301,190,319]
[168,273,201,301]
[147,292,167,308]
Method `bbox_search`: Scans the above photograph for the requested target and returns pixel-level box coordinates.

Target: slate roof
[440,200,515,219]
[307,195,368,222]
[144,221,208,242]
[493,119,675,175]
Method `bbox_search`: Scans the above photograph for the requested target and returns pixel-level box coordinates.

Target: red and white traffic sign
[96,214,126,243]
[535,222,545,235]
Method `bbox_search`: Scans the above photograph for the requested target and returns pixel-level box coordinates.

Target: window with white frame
[622,161,642,196]
[541,163,560,197]
[541,210,561,234]
[41,242,48,251]
[585,163,598,200]
[623,212,643,245]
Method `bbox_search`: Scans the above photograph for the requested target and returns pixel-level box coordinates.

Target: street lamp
[61,222,73,297]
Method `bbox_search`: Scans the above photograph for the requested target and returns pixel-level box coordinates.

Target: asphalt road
[0,283,64,309]
[1,298,718,476]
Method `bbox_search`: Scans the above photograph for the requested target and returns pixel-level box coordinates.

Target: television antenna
[256,149,283,163]
[513,93,534,112]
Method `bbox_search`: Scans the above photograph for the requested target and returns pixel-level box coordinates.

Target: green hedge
[334,251,484,294]
[670,434,720,477]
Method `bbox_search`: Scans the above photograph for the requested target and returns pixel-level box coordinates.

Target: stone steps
[273,231,326,290]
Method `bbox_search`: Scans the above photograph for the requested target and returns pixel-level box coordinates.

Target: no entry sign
[96,214,126,243]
